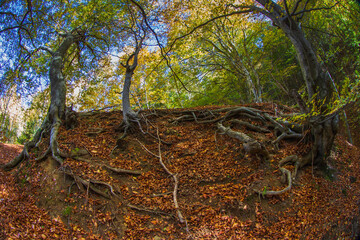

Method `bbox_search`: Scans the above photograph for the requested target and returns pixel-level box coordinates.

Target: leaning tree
[3,29,88,169]
[1,0,116,170]
[245,0,339,171]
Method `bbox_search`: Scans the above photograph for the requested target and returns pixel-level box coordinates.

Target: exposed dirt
[1,103,360,239]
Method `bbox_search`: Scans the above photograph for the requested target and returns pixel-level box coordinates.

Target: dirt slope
[1,103,360,239]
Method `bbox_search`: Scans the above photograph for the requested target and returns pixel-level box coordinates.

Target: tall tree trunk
[255,0,338,167]
[122,68,136,124]
[48,36,74,121]
[2,31,83,169]
[120,36,144,127]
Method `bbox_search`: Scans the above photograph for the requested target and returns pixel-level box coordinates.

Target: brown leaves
[1,103,360,239]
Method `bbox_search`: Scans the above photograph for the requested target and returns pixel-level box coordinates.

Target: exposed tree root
[49,116,64,165]
[138,130,188,227]
[62,166,116,199]
[102,165,142,175]
[253,166,292,197]
[253,155,307,197]
[2,118,49,170]
[127,204,175,218]
[2,108,123,201]
[169,105,329,198]
[85,128,106,137]
[217,122,255,143]
[62,154,142,176]
[229,119,270,133]
[118,112,140,140]
[217,122,270,161]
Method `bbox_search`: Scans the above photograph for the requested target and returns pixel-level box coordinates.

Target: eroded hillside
[1,103,360,239]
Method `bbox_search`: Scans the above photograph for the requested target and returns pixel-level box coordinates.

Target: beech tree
[158,0,359,195]
[247,0,339,169]
[117,0,147,134]
[1,0,117,169]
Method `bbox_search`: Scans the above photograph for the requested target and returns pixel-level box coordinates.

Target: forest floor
[1,102,360,239]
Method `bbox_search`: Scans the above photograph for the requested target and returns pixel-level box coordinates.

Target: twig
[156,129,186,224]
[137,132,188,227]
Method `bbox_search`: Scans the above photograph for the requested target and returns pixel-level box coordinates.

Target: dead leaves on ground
[1,103,360,239]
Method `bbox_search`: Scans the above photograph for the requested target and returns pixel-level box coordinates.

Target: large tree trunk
[255,0,338,167]
[48,35,75,121]
[2,31,83,169]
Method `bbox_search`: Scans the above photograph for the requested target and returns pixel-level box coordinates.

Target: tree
[1,0,118,169]
[115,0,170,136]
[196,19,265,103]
[162,0,349,177]
[118,1,147,132]
[246,0,339,170]
[3,29,88,169]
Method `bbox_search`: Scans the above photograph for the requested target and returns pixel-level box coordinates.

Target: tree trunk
[2,31,83,169]
[48,34,77,121]
[122,69,136,124]
[255,0,338,166]
[120,36,144,126]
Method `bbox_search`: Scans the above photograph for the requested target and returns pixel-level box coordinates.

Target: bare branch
[40,46,54,55]
[290,0,304,16]
[292,2,339,17]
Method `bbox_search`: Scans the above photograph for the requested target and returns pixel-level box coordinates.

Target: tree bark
[121,36,144,125]
[254,0,338,166]
[2,30,84,170]
[122,68,137,124]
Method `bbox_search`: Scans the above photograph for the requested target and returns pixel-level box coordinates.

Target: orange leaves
[2,104,360,239]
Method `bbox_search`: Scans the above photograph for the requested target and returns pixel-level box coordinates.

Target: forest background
[1,0,359,145]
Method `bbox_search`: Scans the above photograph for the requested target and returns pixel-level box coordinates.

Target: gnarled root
[138,130,187,228]
[117,111,141,140]
[254,167,292,196]
[2,118,49,170]
[253,155,304,197]
[217,122,270,161]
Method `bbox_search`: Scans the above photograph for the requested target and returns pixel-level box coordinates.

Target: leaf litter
[1,103,360,239]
